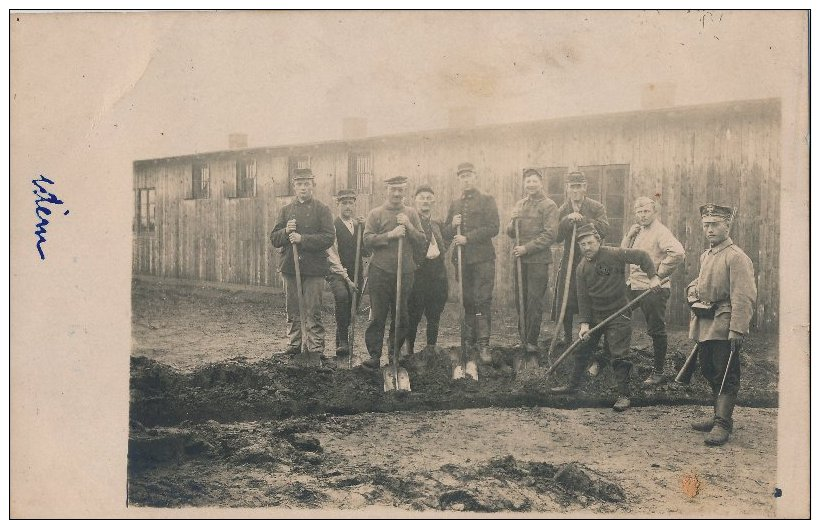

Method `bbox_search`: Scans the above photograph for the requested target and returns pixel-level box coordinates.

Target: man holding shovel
[551,223,661,412]
[270,168,335,359]
[362,176,426,372]
[326,189,370,359]
[505,168,559,362]
[620,196,685,386]
[443,162,500,377]
[405,184,450,357]
[687,203,756,446]
[553,172,609,353]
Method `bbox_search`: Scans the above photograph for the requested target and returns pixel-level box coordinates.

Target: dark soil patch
[130,332,777,428]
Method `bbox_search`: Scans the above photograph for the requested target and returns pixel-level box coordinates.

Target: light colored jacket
[620,219,685,289]
[687,238,757,341]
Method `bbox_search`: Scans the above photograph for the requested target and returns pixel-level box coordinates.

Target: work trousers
[631,288,670,372]
[571,310,633,395]
[514,262,551,346]
[364,265,414,362]
[284,274,325,352]
[698,339,741,397]
[407,265,448,347]
[327,273,355,348]
[458,259,495,348]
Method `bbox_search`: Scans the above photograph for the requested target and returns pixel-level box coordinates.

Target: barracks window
[191,162,210,199]
[348,152,372,194]
[234,158,257,198]
[134,187,156,234]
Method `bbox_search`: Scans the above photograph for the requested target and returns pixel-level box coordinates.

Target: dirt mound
[131,337,777,427]
[128,417,627,511]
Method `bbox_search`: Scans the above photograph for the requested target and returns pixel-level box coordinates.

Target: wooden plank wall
[133,99,780,331]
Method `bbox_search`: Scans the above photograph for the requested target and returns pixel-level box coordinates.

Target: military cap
[384,176,409,186]
[522,168,543,179]
[335,188,357,201]
[565,171,587,184]
[699,203,734,223]
[456,162,476,176]
[292,168,315,181]
[575,222,600,241]
[415,184,435,196]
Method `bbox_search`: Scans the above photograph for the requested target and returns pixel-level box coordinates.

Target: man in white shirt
[620,196,685,385]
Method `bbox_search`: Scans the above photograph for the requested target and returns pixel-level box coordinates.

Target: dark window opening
[135,188,156,233]
[235,159,257,198]
[192,163,210,199]
[348,152,372,194]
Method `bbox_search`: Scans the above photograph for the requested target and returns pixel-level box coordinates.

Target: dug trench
[129,278,779,512]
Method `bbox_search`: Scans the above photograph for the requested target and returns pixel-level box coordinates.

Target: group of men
[270,163,757,447]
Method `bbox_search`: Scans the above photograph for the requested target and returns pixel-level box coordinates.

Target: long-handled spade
[346,224,363,369]
[451,225,477,380]
[512,219,535,373]
[292,242,321,368]
[383,236,411,392]
[543,278,670,380]
[547,222,577,364]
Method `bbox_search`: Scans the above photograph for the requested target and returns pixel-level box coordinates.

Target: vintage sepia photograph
[10,9,810,518]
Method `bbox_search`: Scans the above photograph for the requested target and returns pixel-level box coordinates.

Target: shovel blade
[452,364,466,380]
[465,360,478,381]
[396,367,411,392]
[382,367,397,392]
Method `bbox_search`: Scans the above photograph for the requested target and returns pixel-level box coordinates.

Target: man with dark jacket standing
[687,203,756,446]
[505,168,559,356]
[553,172,610,352]
[551,223,661,412]
[326,189,370,358]
[270,168,335,355]
[362,176,427,370]
[405,184,450,357]
[443,162,500,377]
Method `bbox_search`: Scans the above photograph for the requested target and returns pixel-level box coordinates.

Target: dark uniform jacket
[270,197,335,277]
[442,188,500,265]
[334,217,370,282]
[576,246,656,323]
[505,190,560,264]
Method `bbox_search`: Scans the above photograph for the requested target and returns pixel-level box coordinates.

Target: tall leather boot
[551,359,586,394]
[705,394,735,446]
[612,359,633,412]
[643,335,668,385]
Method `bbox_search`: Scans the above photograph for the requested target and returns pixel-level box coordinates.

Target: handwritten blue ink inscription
[33,175,69,260]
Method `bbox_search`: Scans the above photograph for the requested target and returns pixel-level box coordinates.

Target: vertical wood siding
[133,99,780,331]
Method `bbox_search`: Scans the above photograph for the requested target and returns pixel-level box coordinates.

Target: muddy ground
[129,277,780,514]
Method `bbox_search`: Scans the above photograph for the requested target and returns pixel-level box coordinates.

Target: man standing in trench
[326,189,370,359]
[505,168,559,356]
[553,172,609,353]
[620,196,685,385]
[270,168,336,357]
[687,203,756,446]
[443,162,500,376]
[361,176,427,370]
[551,223,661,412]
[404,184,450,357]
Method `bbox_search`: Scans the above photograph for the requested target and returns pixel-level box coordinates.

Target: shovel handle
[349,224,363,369]
[456,225,466,365]
[548,222,577,354]
[291,242,309,354]
[393,235,404,381]
[545,277,670,376]
[514,220,526,345]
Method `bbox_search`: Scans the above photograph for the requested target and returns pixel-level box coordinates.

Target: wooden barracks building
[133,97,781,331]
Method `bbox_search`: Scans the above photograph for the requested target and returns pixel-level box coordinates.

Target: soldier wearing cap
[620,196,686,385]
[553,171,610,353]
[326,189,371,358]
[270,168,336,356]
[405,184,451,356]
[551,222,662,412]
[687,203,756,446]
[362,176,427,370]
[505,168,559,355]
[442,162,501,373]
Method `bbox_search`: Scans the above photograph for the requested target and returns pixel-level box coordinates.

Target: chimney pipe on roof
[229,133,248,149]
